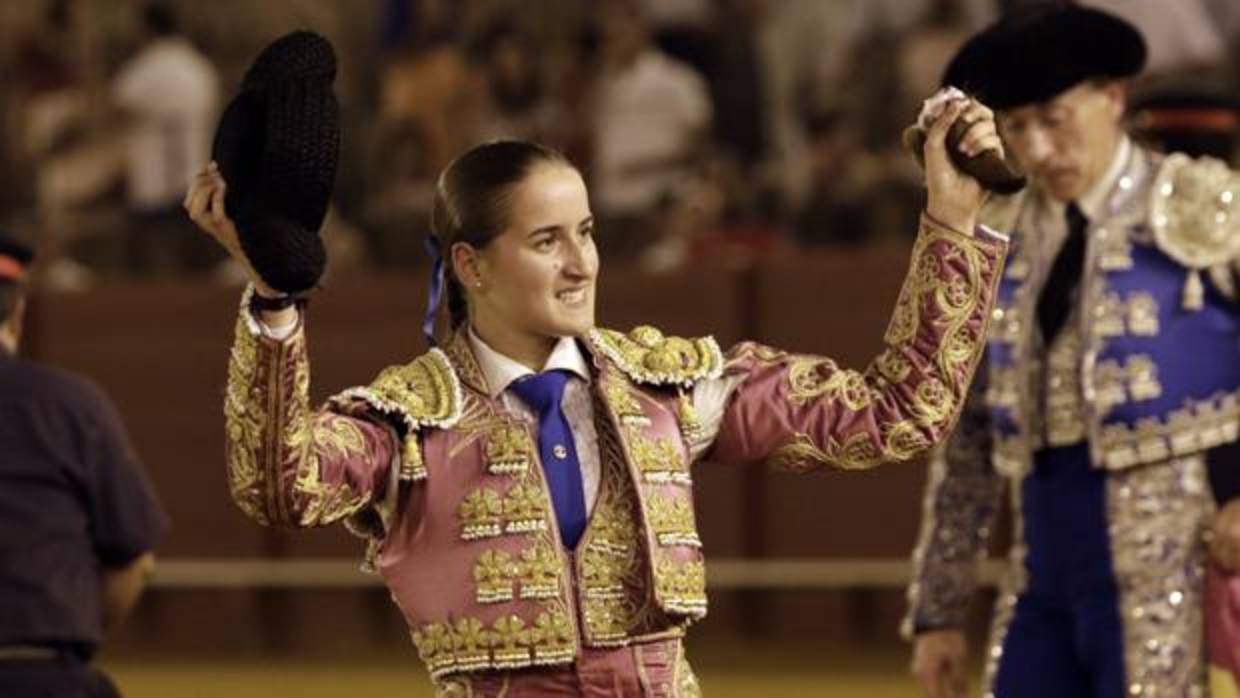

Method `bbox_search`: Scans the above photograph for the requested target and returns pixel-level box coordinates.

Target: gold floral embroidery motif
[913,378,954,428]
[412,608,577,679]
[875,348,913,384]
[503,483,549,534]
[516,542,561,599]
[648,495,703,548]
[467,540,564,606]
[459,488,504,540]
[766,423,931,472]
[588,326,724,386]
[603,375,651,427]
[629,431,691,485]
[225,313,268,524]
[582,595,647,646]
[787,358,879,410]
[473,549,519,604]
[654,556,707,615]
[884,217,1000,397]
[450,617,492,673]
[485,425,533,475]
[579,402,655,644]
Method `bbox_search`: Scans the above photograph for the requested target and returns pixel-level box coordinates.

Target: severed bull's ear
[902,121,1027,195]
[905,89,1027,195]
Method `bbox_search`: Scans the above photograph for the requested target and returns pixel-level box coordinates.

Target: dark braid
[428,140,571,332]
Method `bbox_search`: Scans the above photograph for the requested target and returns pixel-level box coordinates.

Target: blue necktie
[509,370,587,549]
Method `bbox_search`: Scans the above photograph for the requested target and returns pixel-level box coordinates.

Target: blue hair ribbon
[421,235,445,347]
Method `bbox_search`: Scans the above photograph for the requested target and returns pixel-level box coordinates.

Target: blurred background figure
[111,1,220,276]
[0,231,168,698]
[590,0,712,259]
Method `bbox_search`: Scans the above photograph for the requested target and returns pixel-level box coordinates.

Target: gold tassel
[1183,269,1205,311]
[678,390,703,440]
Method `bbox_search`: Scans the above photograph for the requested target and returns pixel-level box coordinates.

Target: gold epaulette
[587,326,724,388]
[329,348,463,480]
[1150,153,1240,269]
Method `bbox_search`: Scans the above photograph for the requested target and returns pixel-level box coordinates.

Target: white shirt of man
[113,37,219,212]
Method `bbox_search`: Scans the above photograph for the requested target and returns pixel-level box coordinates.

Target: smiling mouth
[556,288,589,306]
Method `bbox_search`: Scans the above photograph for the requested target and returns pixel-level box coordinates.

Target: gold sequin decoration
[412,606,577,680]
[458,488,504,540]
[473,549,519,604]
[516,541,561,600]
[588,326,724,387]
[331,348,462,481]
[502,483,550,535]
[648,495,703,548]
[654,555,707,615]
[485,424,533,475]
[787,358,880,410]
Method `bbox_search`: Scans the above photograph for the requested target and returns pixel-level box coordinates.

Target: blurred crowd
[1,0,1239,287]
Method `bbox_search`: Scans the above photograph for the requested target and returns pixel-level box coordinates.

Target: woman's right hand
[184,162,280,298]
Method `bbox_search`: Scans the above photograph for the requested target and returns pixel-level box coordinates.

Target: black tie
[1036,202,1088,343]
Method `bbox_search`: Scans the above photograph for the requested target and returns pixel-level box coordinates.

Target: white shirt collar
[1075,135,1131,221]
[467,327,592,400]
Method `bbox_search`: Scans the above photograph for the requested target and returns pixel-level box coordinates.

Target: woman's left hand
[923,99,1002,235]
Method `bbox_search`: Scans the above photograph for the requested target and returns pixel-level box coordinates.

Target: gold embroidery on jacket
[630,432,691,485]
[580,399,647,644]
[225,313,268,524]
[654,555,707,615]
[485,425,533,475]
[766,423,931,472]
[330,349,462,481]
[588,326,723,387]
[604,374,651,426]
[788,358,880,410]
[413,602,577,677]
[459,488,504,540]
[474,549,518,603]
[503,483,549,534]
[648,495,703,548]
[517,542,561,600]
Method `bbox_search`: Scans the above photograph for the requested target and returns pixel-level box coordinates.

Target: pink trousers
[432,639,700,697]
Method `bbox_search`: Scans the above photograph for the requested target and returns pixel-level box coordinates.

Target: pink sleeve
[708,214,1007,471]
[224,304,399,527]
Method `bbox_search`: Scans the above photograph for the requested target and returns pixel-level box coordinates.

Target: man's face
[998,81,1126,203]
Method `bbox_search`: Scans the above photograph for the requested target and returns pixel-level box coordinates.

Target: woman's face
[468,162,598,344]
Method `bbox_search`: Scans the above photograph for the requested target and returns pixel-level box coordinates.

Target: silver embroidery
[1107,456,1212,697]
